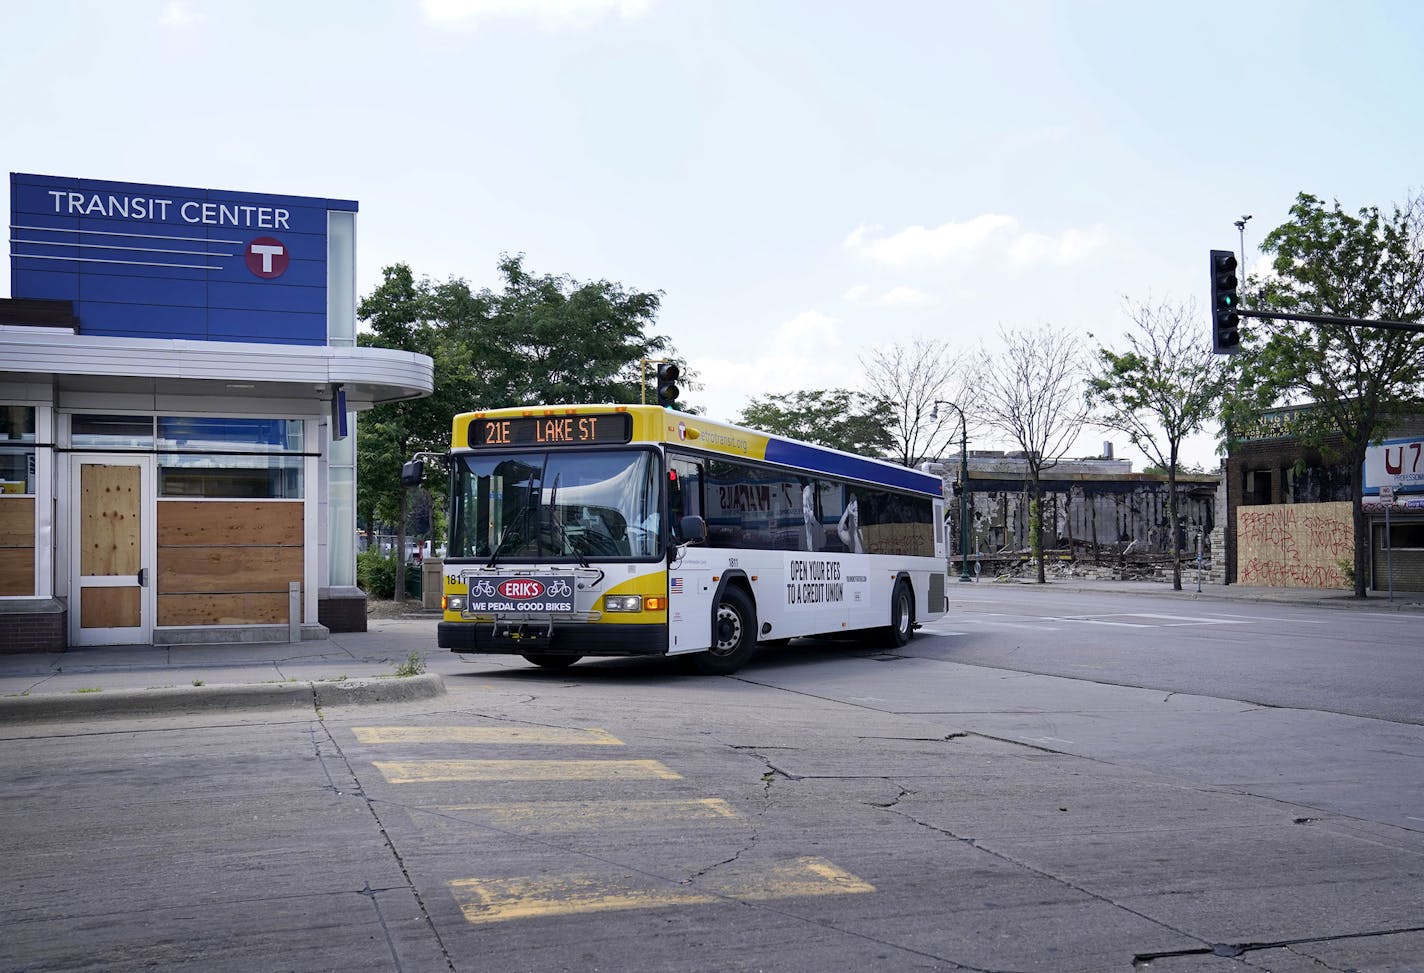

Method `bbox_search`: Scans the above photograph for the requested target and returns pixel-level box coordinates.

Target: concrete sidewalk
[2,581,1419,724]
[0,615,450,724]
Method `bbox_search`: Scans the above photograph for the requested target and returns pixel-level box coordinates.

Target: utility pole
[930,400,973,582]
[1234,214,1252,285]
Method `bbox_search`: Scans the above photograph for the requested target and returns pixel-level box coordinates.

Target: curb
[0,673,446,725]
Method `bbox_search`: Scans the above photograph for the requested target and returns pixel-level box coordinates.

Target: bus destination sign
[470,413,632,449]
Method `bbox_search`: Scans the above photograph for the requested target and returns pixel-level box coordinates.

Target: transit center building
[1,172,434,651]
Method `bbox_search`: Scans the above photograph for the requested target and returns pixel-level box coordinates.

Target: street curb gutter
[0,673,446,724]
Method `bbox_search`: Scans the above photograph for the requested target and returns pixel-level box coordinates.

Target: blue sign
[9,173,357,345]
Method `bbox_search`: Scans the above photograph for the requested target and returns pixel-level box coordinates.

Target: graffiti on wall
[1236,502,1353,589]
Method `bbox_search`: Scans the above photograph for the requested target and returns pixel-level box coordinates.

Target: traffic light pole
[1210,245,1424,353]
[1234,308,1424,335]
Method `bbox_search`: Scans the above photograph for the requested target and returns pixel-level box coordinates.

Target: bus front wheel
[521,653,582,669]
[692,587,757,675]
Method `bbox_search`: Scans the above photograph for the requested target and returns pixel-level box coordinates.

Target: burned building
[930,448,1222,580]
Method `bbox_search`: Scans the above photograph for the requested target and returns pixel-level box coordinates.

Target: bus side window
[669,457,703,540]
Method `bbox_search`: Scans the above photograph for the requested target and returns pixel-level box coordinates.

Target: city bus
[405,404,947,674]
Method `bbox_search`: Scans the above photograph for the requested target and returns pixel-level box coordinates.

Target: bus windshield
[448,448,662,562]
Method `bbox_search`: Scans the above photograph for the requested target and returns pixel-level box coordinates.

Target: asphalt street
[2,580,1422,972]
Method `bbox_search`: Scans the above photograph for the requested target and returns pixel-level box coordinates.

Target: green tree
[356,256,675,598]
[357,265,474,599]
[1227,191,1424,598]
[736,389,896,455]
[478,254,671,406]
[1087,298,1228,590]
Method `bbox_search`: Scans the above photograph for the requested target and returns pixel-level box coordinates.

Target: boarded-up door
[71,457,153,646]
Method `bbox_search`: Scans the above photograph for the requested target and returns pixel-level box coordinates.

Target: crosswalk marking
[432,798,742,828]
[352,726,623,746]
[1059,612,1249,627]
[373,758,682,784]
[448,857,875,925]
[359,726,874,925]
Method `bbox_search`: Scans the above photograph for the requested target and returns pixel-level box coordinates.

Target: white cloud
[690,310,858,422]
[880,286,932,307]
[159,2,200,26]
[845,214,1019,266]
[848,215,1107,268]
[1007,225,1108,265]
[774,309,841,348]
[843,284,931,306]
[421,0,652,27]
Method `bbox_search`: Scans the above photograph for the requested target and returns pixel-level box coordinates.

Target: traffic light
[655,362,680,406]
[1210,249,1240,354]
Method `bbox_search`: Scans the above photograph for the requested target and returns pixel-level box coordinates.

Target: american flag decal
[670,577,684,594]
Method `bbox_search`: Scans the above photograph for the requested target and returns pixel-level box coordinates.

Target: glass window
[1386,522,1424,549]
[449,449,661,561]
[858,487,934,556]
[158,455,303,499]
[705,458,817,552]
[327,210,357,347]
[0,448,34,495]
[159,417,303,452]
[1,406,37,495]
[2,406,36,443]
[72,414,154,448]
[668,456,704,540]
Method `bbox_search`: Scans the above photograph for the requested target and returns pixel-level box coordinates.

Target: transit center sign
[9,173,357,345]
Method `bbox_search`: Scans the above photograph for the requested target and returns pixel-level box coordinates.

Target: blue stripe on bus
[762,439,942,495]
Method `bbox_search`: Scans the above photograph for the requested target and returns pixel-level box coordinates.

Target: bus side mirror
[400,460,424,488]
[677,515,707,543]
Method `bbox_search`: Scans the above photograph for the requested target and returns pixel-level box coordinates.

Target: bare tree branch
[860,336,969,466]
[975,324,1090,582]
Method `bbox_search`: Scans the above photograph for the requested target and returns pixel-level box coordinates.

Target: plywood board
[158,501,302,547]
[80,465,141,576]
[0,497,34,547]
[0,548,34,596]
[158,591,296,626]
[81,586,141,629]
[157,546,303,594]
[1237,501,1354,588]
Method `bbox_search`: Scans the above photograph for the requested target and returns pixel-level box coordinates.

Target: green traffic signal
[1210,249,1240,354]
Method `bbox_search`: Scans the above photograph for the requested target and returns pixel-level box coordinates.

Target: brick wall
[0,601,67,653]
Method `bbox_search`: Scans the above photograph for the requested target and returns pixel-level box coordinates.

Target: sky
[5,0,1423,471]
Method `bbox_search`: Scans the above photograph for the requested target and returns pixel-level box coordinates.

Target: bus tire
[521,653,582,669]
[882,581,914,648]
[693,586,757,675]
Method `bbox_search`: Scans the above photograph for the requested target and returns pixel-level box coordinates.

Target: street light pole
[1233,214,1252,287]
[930,400,973,582]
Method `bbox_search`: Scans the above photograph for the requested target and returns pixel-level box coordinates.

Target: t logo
[245,237,289,279]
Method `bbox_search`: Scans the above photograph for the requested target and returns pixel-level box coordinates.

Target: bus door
[666,456,713,654]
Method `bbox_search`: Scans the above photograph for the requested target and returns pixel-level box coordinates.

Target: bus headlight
[444,595,467,612]
[603,594,643,612]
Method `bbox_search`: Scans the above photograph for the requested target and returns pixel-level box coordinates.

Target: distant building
[1224,406,1424,592]
[928,446,1222,578]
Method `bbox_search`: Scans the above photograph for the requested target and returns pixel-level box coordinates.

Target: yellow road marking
[373,759,681,784]
[449,857,874,925]
[431,797,742,828]
[352,726,623,746]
